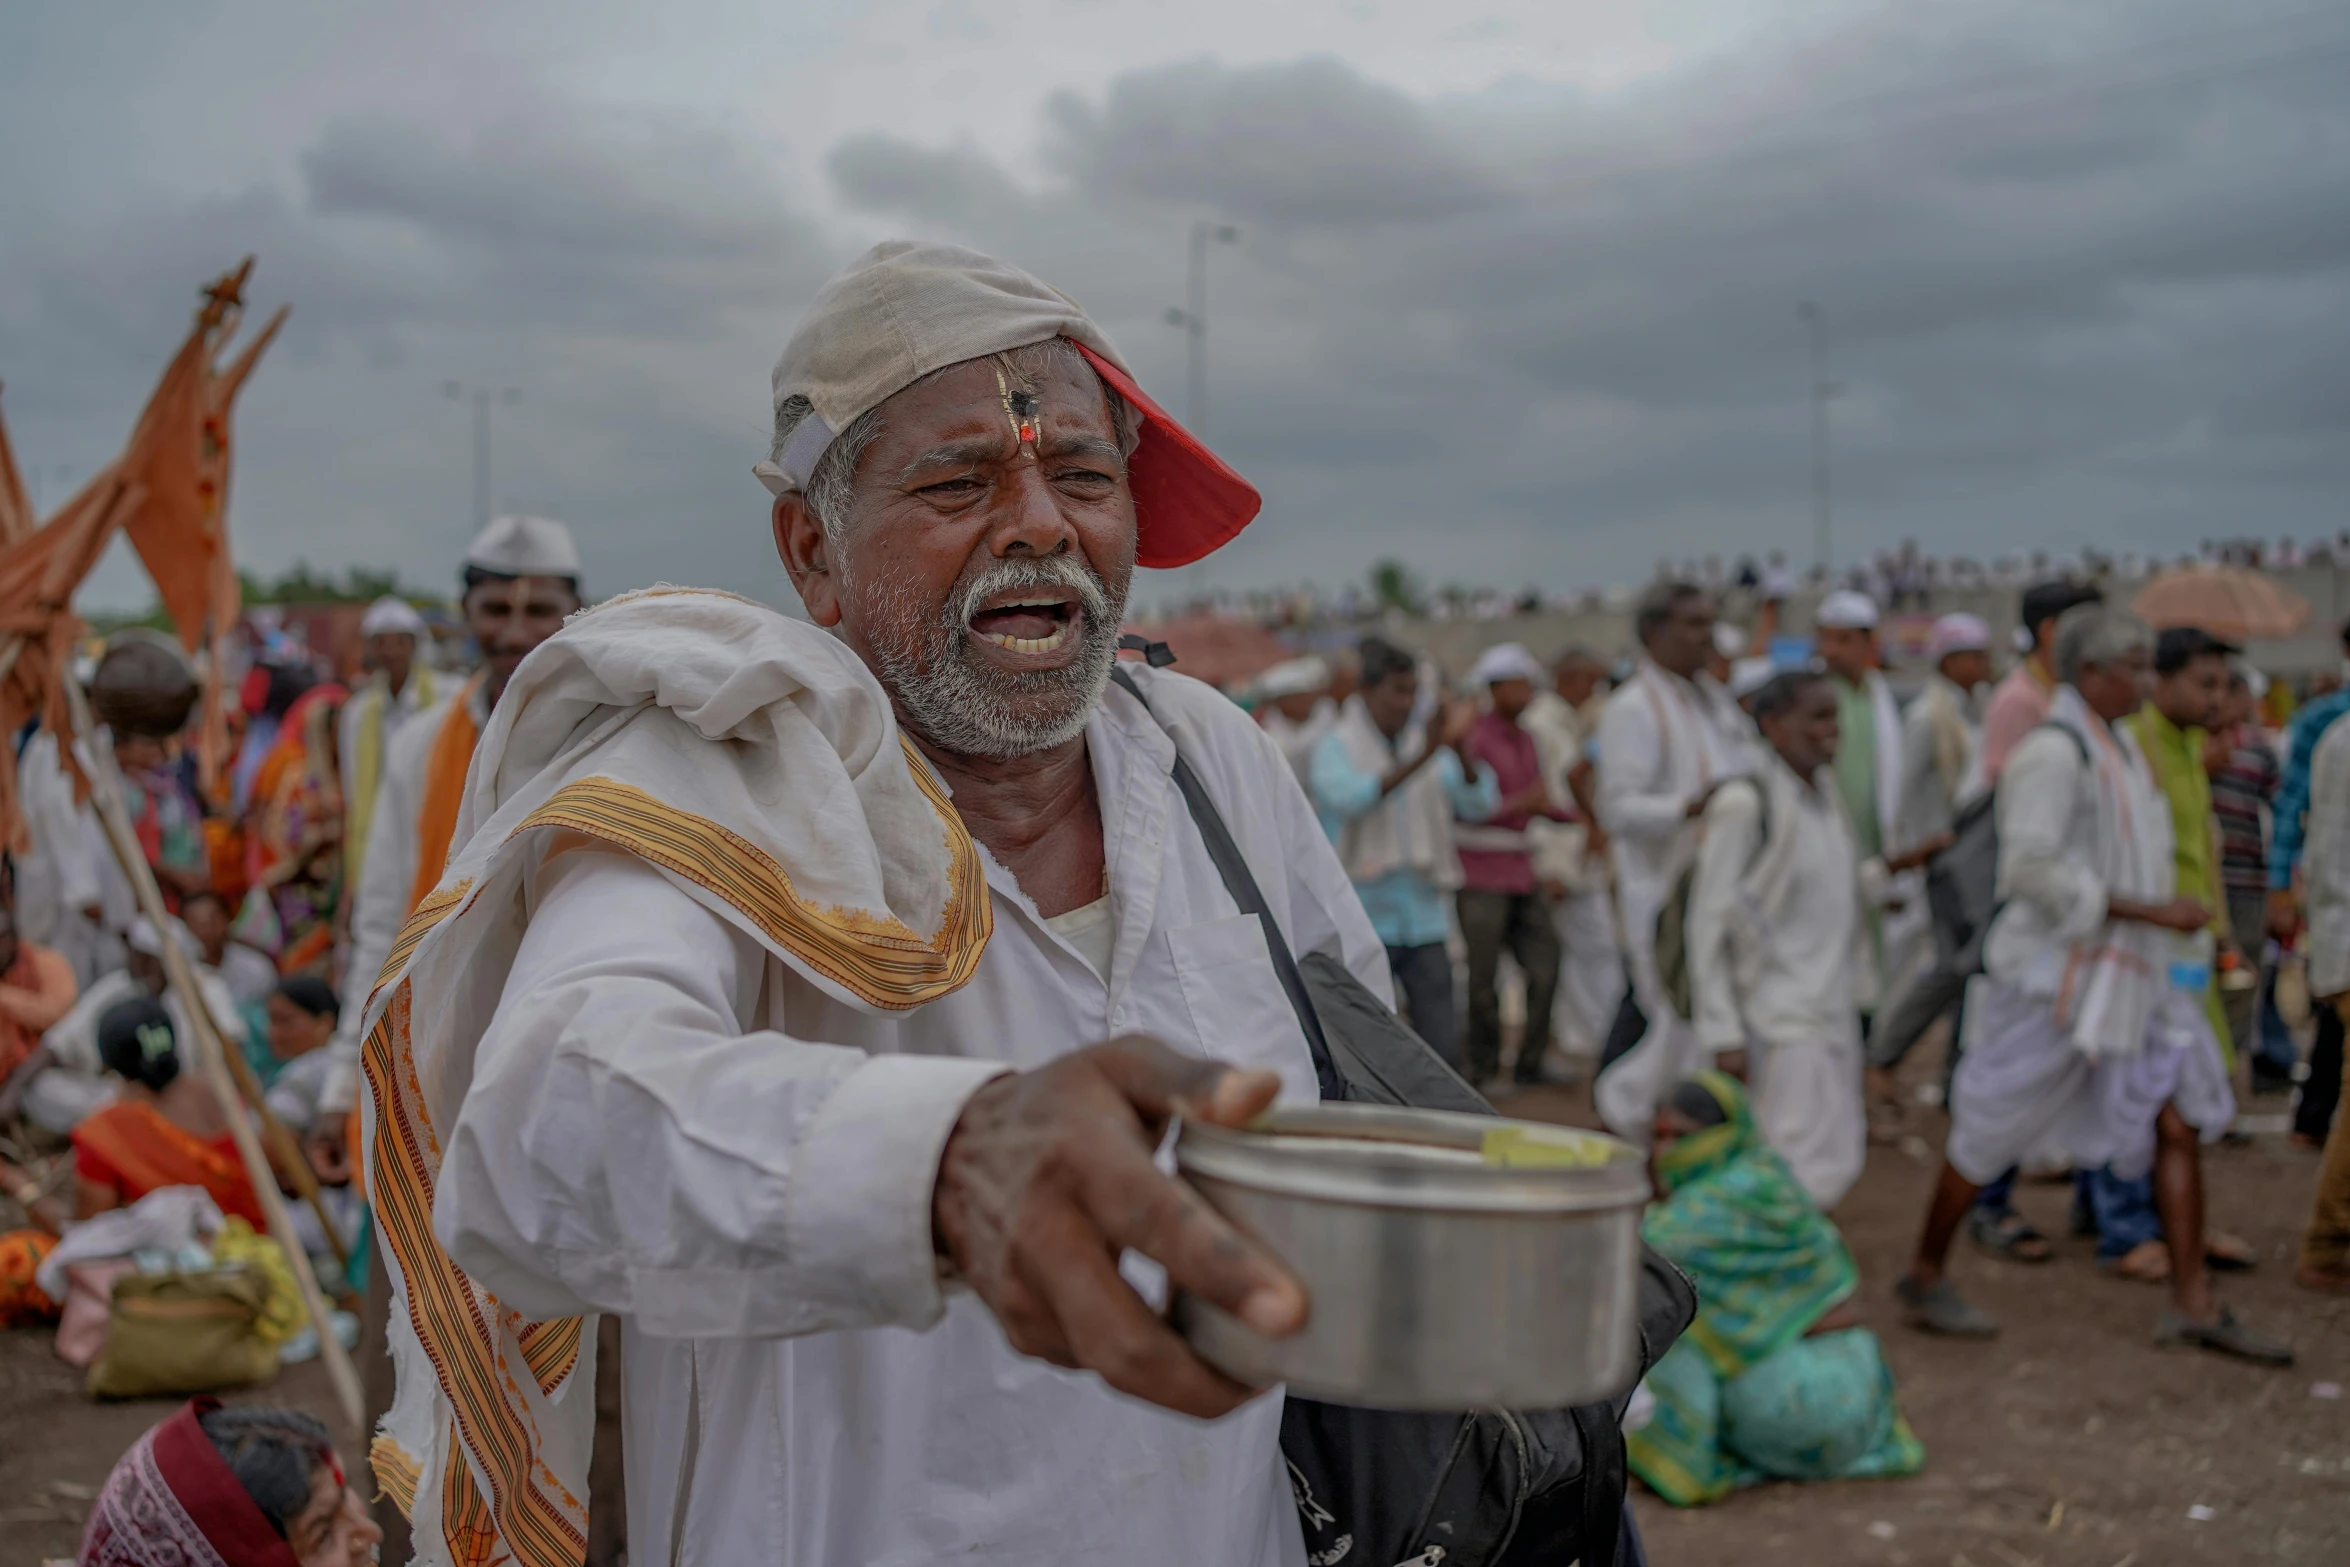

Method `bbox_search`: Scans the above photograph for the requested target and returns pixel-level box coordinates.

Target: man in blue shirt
[1311,637,1497,1067]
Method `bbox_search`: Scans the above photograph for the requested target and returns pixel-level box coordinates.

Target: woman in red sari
[79,1399,380,1566]
[70,996,267,1229]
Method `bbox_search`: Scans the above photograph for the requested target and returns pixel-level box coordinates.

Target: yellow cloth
[2125,703,2232,1062]
[207,1216,305,1345]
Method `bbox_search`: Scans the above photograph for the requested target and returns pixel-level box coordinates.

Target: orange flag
[109,259,287,788]
[0,260,286,848]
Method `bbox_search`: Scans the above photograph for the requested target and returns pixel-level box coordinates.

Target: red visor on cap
[1071,341,1261,569]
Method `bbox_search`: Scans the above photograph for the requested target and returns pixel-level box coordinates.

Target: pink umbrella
[2131,564,2310,642]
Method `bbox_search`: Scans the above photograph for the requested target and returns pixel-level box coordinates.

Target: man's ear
[773,493,841,627]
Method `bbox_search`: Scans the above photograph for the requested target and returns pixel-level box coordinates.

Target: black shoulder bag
[1111,661,1695,1567]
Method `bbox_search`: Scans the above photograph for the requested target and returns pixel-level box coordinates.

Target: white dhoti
[1750,1035,1867,1209]
[1552,885,1622,1059]
[1946,976,2235,1187]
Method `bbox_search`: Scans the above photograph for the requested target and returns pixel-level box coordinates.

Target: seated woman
[259,978,340,1135]
[70,997,267,1229]
[78,1398,381,1566]
[1628,1071,1925,1505]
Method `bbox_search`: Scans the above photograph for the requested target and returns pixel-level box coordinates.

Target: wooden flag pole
[64,676,364,1435]
[7,625,352,1277]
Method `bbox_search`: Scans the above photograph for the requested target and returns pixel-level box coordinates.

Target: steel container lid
[1176,1102,1649,1214]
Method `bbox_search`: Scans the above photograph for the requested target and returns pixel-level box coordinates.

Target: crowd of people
[4,236,2348,1565]
[1259,567,2350,1499]
[0,512,587,1391]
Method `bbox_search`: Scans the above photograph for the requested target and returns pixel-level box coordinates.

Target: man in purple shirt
[1455,643,1575,1086]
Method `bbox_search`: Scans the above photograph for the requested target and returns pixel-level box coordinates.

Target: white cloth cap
[466,515,582,580]
[360,595,427,638]
[1254,656,1329,700]
[1713,622,1749,660]
[128,915,200,960]
[1815,589,1880,630]
[1729,655,1779,699]
[1469,642,1545,687]
[1927,612,1990,660]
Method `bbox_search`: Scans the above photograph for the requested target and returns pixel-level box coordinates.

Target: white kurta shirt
[433,671,1389,1567]
[1595,661,1754,1000]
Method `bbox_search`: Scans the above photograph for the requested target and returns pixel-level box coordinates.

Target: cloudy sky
[4,0,2346,615]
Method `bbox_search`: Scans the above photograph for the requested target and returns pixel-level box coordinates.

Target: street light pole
[442,381,522,528]
[1796,302,1836,574]
[1165,221,1239,435]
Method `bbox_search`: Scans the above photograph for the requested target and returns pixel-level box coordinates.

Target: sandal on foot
[2101,1239,2172,1283]
[2154,1306,2293,1366]
[1966,1207,2054,1264]
[2205,1231,2256,1272]
[1897,1276,2000,1339]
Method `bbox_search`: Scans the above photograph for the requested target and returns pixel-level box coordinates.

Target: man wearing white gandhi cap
[357,242,1396,1566]
[339,595,438,895]
[1253,654,1333,785]
[1812,588,1929,1014]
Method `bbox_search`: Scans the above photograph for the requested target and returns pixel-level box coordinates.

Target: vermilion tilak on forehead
[992,362,1040,458]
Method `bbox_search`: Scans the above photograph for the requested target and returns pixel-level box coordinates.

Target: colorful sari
[71,1098,267,1229]
[241,685,345,976]
[77,1398,304,1567]
[1628,1071,1924,1504]
[122,757,208,912]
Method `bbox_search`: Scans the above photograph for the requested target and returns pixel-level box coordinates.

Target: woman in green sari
[1628,1071,1925,1505]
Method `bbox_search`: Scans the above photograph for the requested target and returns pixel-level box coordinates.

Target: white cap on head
[1469,642,1546,687]
[1926,612,1990,660]
[127,915,200,960]
[1255,656,1329,701]
[465,515,582,580]
[1729,655,1779,700]
[1815,589,1880,630]
[360,595,427,638]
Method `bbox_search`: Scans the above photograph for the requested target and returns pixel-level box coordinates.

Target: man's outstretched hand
[932,1037,1308,1420]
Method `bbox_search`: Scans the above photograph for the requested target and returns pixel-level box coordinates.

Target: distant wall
[1330,565,2350,684]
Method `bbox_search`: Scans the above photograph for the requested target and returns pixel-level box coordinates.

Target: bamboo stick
[65,677,363,1435]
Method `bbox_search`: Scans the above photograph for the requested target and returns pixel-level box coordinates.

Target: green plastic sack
[87,1266,280,1400]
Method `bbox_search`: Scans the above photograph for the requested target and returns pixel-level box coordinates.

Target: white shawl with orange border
[359,587,991,1567]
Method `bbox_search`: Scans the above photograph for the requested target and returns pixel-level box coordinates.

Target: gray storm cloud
[2,3,2345,608]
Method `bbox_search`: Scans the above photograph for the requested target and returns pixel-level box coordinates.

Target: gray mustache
[953,556,1115,629]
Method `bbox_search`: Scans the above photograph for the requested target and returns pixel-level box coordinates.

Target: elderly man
[1895,607,2289,1364]
[338,594,438,895]
[1592,582,1756,1139]
[1453,642,1573,1086]
[361,243,1397,1566]
[1309,636,1491,1066]
[1254,655,1333,786]
[1978,579,2102,782]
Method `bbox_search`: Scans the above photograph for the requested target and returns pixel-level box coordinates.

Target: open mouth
[967,592,1083,655]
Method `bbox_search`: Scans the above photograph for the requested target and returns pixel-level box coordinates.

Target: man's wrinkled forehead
[870,350,1124,475]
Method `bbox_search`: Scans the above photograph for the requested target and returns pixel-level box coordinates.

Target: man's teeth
[981,619,1076,655]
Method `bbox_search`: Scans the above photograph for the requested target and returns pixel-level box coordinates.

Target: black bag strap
[1567,1403,1626,1567]
[1109,663,1348,1102]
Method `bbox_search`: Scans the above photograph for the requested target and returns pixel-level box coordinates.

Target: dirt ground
[1503,1074,2350,1567]
[3,1074,2344,1567]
